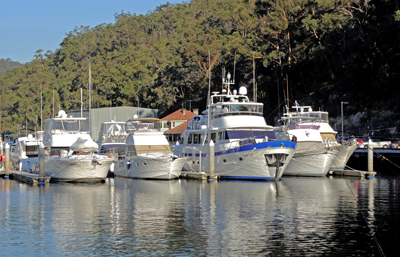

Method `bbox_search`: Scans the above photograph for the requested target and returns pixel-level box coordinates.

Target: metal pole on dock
[5,143,10,174]
[209,140,217,180]
[368,139,373,175]
[39,143,45,178]
[199,151,202,173]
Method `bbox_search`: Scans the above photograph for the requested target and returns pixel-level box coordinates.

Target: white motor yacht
[10,132,43,171]
[173,73,296,181]
[279,108,338,176]
[97,120,129,173]
[282,102,356,172]
[113,117,186,179]
[98,120,128,157]
[31,110,114,182]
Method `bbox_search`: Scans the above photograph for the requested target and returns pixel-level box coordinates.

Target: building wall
[160,120,186,132]
[68,106,158,141]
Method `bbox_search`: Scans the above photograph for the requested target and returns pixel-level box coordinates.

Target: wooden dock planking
[180,171,220,180]
[1,170,51,184]
[329,169,376,178]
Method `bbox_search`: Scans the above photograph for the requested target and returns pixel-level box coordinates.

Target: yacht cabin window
[211,133,216,143]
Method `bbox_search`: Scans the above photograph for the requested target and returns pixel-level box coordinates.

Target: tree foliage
[0,0,399,135]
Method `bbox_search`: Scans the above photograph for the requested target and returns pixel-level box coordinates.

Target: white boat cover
[69,137,98,153]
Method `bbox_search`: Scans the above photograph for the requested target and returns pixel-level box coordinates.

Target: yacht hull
[330,142,357,170]
[284,150,337,176]
[12,157,38,172]
[31,155,114,182]
[113,156,186,179]
[179,141,296,180]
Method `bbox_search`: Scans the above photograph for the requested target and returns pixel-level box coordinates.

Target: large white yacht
[281,103,356,173]
[173,73,296,181]
[279,105,338,176]
[113,117,186,179]
[31,110,114,182]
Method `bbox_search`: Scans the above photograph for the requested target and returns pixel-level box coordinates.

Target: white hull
[114,155,186,179]
[31,155,114,182]
[330,143,357,170]
[284,150,337,176]
[14,157,38,172]
[178,141,296,180]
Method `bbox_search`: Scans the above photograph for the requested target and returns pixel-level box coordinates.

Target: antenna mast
[89,60,92,137]
[286,73,289,109]
[233,51,236,86]
[253,52,256,101]
[40,83,43,130]
[207,50,211,128]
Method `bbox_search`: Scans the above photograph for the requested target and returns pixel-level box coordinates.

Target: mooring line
[370,149,400,177]
[341,175,386,257]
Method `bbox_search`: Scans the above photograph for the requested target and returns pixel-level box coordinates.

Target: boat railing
[51,129,89,135]
[101,134,128,144]
[212,111,263,119]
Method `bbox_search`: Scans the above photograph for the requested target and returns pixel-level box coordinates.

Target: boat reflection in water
[0,175,395,256]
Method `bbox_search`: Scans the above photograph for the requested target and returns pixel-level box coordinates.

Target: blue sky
[1,0,183,64]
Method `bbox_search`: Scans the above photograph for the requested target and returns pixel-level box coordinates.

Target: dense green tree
[1,0,399,134]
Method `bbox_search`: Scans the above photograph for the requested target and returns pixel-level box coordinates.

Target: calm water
[1,172,399,256]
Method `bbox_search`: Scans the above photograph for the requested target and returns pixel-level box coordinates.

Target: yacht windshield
[212,103,263,118]
[128,121,156,131]
[52,120,88,132]
[101,123,126,135]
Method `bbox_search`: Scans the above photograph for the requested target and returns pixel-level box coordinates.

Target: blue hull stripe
[220,176,282,180]
[185,141,296,157]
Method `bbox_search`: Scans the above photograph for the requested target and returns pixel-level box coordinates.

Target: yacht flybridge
[173,72,296,180]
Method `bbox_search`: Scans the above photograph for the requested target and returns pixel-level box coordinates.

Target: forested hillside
[0,58,23,74]
[0,0,399,135]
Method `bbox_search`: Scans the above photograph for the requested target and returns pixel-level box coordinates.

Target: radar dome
[239,86,247,95]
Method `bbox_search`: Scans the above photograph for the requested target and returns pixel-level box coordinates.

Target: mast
[89,60,92,137]
[207,50,211,128]
[253,52,256,101]
[41,83,43,130]
[81,88,83,118]
[286,73,289,109]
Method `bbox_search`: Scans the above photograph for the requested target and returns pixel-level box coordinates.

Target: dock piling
[5,143,10,175]
[39,143,45,178]
[208,140,217,181]
[368,139,374,178]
